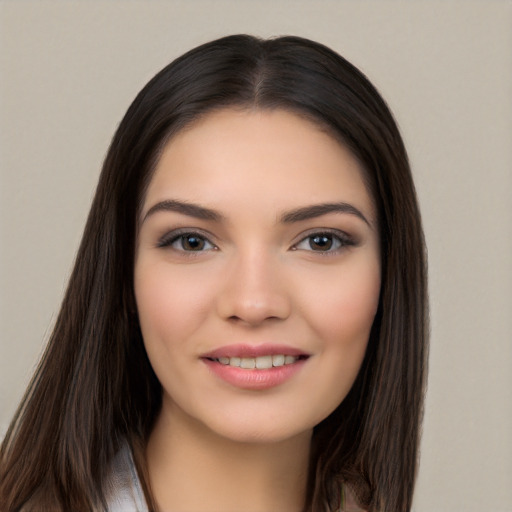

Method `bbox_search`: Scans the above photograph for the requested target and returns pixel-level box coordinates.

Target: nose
[215,248,291,326]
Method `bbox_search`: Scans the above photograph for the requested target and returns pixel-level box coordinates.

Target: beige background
[1,1,511,511]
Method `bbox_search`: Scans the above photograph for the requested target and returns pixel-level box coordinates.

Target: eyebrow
[142,199,371,227]
[142,199,224,223]
[280,202,371,227]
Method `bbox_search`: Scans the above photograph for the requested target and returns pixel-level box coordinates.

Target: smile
[209,354,303,369]
[201,346,310,390]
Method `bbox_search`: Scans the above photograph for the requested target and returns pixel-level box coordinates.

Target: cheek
[303,266,380,418]
[134,263,214,354]
[299,258,380,380]
[306,261,380,337]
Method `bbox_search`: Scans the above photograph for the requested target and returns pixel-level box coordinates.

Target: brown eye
[309,234,334,251]
[293,231,353,253]
[180,235,207,251]
[158,231,216,252]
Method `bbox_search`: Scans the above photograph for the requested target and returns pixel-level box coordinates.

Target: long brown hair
[0,35,428,512]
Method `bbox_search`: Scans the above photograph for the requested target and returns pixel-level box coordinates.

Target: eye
[293,231,353,253]
[158,231,216,252]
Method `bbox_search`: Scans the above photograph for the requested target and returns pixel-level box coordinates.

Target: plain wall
[1,2,511,511]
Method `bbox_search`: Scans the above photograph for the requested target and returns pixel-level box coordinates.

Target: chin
[194,407,320,446]
[213,422,313,446]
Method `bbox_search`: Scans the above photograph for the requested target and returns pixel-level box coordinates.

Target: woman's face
[135,108,380,444]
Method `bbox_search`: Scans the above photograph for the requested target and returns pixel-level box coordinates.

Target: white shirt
[105,443,148,511]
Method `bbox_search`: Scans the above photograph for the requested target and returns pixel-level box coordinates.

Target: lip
[201,343,309,359]
[200,344,310,390]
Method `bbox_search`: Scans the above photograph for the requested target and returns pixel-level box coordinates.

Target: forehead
[144,108,375,221]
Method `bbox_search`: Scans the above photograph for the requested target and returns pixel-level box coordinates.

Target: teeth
[215,354,299,369]
[255,355,273,369]
[240,357,256,369]
[272,354,285,367]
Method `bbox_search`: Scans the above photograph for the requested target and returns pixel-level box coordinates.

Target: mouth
[200,345,310,390]
[204,354,309,370]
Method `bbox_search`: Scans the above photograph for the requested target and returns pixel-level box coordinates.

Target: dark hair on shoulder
[0,34,428,512]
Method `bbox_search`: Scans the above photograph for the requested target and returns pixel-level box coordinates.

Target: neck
[146,402,312,512]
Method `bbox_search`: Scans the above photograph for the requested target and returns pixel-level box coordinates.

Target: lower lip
[202,358,307,390]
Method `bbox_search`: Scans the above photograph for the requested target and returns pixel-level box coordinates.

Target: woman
[0,35,428,512]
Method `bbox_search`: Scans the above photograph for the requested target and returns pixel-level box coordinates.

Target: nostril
[227,314,285,327]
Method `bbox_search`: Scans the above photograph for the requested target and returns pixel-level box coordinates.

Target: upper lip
[201,344,310,359]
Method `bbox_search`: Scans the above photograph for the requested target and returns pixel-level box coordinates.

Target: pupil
[183,236,203,250]
[311,235,332,251]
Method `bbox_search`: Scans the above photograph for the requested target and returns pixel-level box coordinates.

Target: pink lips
[201,344,310,390]
[202,344,306,359]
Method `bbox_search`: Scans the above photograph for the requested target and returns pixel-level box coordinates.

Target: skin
[134,108,381,512]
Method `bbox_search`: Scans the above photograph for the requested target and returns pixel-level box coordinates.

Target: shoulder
[104,441,148,512]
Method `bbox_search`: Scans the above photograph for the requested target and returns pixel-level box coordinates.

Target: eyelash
[157,228,355,255]
[292,229,355,254]
[157,229,217,252]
